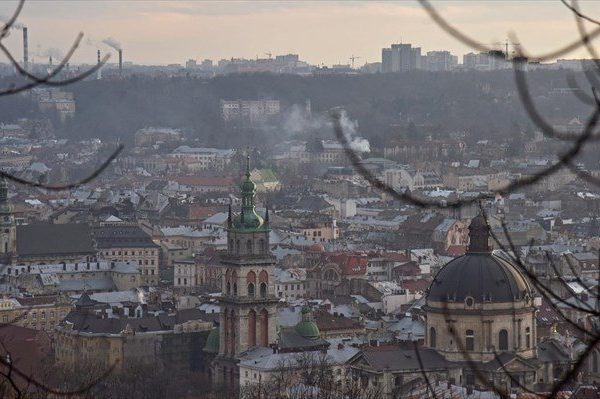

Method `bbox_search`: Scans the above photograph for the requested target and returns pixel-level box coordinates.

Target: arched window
[260,282,267,298]
[429,327,437,348]
[259,309,269,346]
[259,270,268,284]
[226,282,231,296]
[499,329,509,351]
[246,240,253,255]
[525,327,531,349]
[233,283,238,296]
[247,271,256,296]
[465,330,474,351]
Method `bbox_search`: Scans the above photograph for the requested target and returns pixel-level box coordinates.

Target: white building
[220,99,280,123]
[274,268,307,300]
[169,146,235,171]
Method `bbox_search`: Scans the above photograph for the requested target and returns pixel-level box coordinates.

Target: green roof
[295,320,320,340]
[229,154,269,233]
[203,327,220,353]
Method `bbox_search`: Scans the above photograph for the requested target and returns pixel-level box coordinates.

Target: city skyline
[1,1,600,66]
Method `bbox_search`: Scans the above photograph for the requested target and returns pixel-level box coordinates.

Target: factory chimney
[96,50,102,80]
[22,27,28,70]
[118,49,122,75]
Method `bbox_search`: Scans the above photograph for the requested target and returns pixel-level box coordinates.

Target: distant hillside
[4,70,594,149]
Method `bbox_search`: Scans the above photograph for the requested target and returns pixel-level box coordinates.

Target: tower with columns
[213,155,278,385]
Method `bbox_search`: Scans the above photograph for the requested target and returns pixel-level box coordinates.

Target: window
[525,327,531,349]
[465,330,474,351]
[248,283,255,297]
[260,282,267,298]
[499,329,509,351]
[429,327,436,348]
[594,351,599,373]
[246,240,253,254]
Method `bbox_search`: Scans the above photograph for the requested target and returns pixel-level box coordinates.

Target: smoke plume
[282,105,370,153]
[102,37,122,51]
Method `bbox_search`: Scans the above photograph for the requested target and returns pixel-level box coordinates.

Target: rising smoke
[283,105,370,153]
[36,45,64,60]
[102,37,122,51]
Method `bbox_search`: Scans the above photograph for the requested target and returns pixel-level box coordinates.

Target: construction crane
[349,55,361,69]
[264,52,272,60]
[480,39,521,59]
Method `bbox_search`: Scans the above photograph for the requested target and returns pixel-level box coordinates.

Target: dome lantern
[467,213,491,254]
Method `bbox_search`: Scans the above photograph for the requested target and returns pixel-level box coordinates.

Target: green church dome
[295,308,320,339]
[295,320,321,340]
[203,327,220,353]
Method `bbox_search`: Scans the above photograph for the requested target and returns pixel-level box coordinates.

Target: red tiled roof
[314,310,363,331]
[446,245,467,256]
[400,279,430,293]
[382,252,410,262]
[392,262,421,277]
[188,205,220,220]
[325,253,368,276]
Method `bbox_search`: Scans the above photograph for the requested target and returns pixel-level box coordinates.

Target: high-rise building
[381,43,422,73]
[185,59,197,69]
[424,51,458,71]
[212,155,278,385]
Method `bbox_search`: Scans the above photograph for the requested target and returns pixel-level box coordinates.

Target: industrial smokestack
[118,49,122,74]
[97,50,102,80]
[22,27,28,70]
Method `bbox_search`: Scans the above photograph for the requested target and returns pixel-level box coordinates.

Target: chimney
[118,49,122,74]
[22,27,28,70]
[96,50,102,80]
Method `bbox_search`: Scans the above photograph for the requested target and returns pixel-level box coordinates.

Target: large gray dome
[427,251,533,304]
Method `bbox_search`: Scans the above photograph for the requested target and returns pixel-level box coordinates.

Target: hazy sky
[1,1,600,66]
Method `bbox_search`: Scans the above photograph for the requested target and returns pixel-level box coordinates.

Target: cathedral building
[424,213,540,388]
[348,214,566,397]
[211,156,279,384]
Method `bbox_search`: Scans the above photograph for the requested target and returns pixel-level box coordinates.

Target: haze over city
[1,1,600,398]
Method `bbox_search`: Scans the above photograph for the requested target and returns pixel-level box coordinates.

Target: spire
[245,152,251,179]
[467,213,491,253]
[227,203,232,228]
[265,203,269,224]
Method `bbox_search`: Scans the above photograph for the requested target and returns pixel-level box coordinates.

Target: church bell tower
[215,154,278,382]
